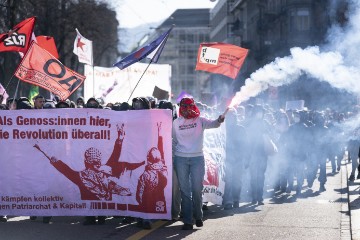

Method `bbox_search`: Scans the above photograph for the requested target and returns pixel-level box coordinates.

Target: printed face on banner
[199,46,220,65]
[0,109,172,219]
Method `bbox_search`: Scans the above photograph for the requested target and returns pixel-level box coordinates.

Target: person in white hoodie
[173,97,225,230]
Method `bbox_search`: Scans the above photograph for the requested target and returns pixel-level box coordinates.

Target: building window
[290,8,310,31]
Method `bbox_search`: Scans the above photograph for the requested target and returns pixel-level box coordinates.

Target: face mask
[179,98,200,119]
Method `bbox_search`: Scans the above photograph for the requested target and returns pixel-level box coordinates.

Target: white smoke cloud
[230,0,360,108]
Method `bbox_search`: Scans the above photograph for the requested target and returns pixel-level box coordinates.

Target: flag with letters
[114,26,173,70]
[14,41,86,100]
[73,28,93,65]
[0,17,36,54]
[195,42,248,79]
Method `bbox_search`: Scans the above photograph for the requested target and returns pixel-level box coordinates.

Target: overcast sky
[114,0,217,28]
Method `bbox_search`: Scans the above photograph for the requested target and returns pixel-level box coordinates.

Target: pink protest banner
[0,109,172,219]
[202,124,226,205]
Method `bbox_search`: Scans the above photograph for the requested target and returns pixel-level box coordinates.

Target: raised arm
[106,123,125,166]
[49,157,82,185]
[33,144,81,185]
[157,122,165,162]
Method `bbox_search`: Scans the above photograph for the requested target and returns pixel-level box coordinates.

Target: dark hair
[0,104,8,110]
[6,98,16,104]
[76,97,85,103]
[158,100,173,111]
[86,97,100,108]
[132,97,150,110]
[146,96,157,109]
[56,100,70,108]
[43,99,56,109]
[18,97,31,103]
[120,102,131,111]
[33,94,45,100]
[69,101,76,108]
[158,100,177,120]
[17,100,32,109]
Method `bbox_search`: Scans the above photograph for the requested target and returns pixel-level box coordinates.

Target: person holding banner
[6,98,17,110]
[158,100,181,220]
[30,95,51,223]
[85,97,101,109]
[173,97,225,230]
[32,95,45,109]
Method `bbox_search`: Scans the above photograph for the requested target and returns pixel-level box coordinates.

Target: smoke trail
[229,0,360,107]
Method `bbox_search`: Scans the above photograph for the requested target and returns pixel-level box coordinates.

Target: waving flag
[0,17,36,54]
[36,36,59,59]
[195,42,249,79]
[73,28,93,65]
[14,41,86,100]
[114,26,173,70]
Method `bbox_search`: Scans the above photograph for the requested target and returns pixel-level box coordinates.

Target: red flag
[36,36,59,59]
[14,41,86,100]
[195,42,249,79]
[0,17,36,54]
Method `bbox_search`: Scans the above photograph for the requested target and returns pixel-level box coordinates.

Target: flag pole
[92,65,95,97]
[127,59,153,102]
[12,78,21,102]
[1,74,16,101]
[91,41,95,97]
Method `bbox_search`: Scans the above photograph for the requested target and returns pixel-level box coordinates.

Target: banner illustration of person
[0,109,172,219]
[35,123,145,201]
[132,122,168,214]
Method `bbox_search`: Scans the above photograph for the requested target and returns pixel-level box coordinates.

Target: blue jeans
[174,155,205,225]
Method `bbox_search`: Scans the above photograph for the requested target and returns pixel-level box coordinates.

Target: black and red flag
[0,16,36,54]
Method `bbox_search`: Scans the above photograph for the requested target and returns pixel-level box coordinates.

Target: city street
[0,160,351,240]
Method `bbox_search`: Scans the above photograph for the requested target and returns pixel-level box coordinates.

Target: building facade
[209,0,349,109]
[148,0,349,108]
[153,9,212,102]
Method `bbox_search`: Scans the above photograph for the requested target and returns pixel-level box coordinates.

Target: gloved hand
[217,115,225,123]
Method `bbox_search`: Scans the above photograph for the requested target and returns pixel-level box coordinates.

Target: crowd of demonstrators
[223,107,247,210]
[195,100,360,209]
[1,92,360,231]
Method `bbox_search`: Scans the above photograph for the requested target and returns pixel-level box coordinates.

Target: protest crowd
[0,10,359,234]
[0,92,359,232]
